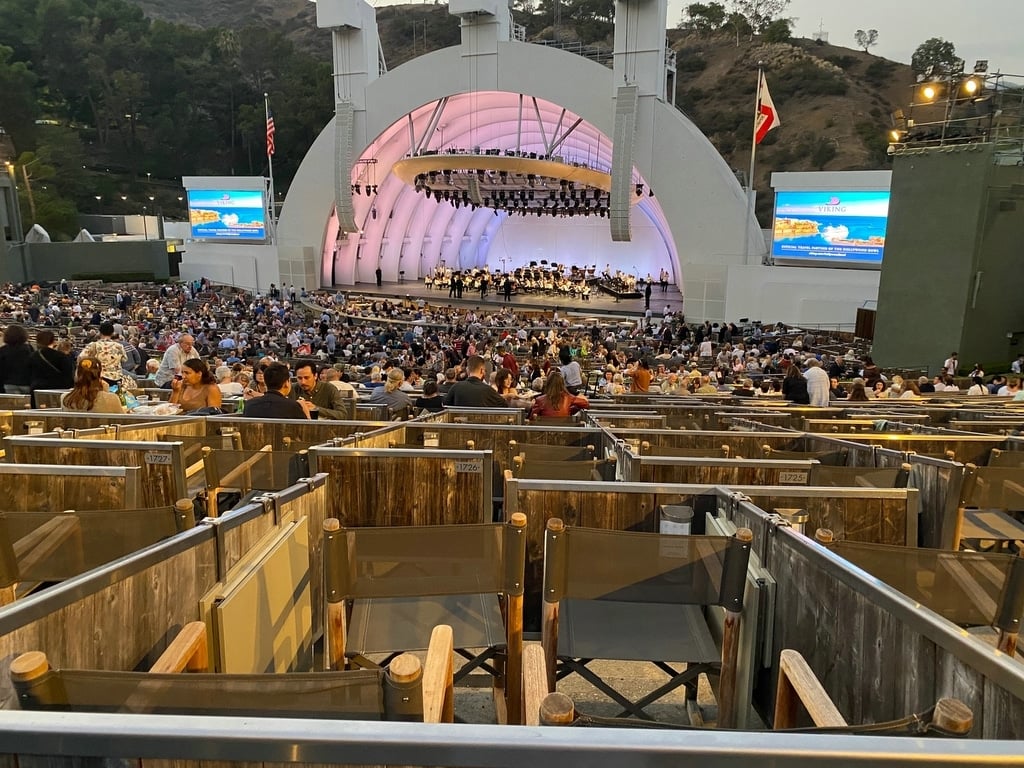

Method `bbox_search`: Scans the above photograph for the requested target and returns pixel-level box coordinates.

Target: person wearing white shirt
[804,358,831,407]
[943,353,958,377]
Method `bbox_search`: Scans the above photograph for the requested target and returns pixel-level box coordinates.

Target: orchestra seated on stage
[424,263,597,300]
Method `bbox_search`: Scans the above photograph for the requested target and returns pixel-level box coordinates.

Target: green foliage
[0,43,38,149]
[681,2,726,34]
[824,54,858,71]
[725,11,751,45]
[805,135,837,169]
[29,189,79,241]
[853,29,878,53]
[771,60,848,100]
[911,37,959,76]
[761,18,791,43]
[730,0,790,33]
[864,58,897,88]
[676,49,708,73]
[855,120,889,166]
[0,0,334,218]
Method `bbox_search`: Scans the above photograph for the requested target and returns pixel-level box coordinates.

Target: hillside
[125,1,914,225]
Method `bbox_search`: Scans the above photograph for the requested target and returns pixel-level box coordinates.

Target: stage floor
[335,279,684,321]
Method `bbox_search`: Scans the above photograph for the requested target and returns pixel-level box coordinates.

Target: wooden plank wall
[0,467,141,512]
[402,423,605,479]
[311,450,492,528]
[606,429,805,458]
[586,415,668,431]
[621,457,820,487]
[870,446,963,549]
[115,419,206,442]
[764,527,1024,738]
[6,440,186,509]
[9,411,184,435]
[739,490,914,546]
[205,418,392,451]
[839,435,1004,466]
[0,531,218,708]
[441,409,524,425]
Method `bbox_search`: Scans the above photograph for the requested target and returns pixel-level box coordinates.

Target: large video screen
[187,189,267,240]
[771,190,889,267]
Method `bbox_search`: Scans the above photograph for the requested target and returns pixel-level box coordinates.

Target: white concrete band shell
[180,0,883,325]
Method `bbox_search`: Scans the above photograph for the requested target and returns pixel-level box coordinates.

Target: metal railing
[1,712,1022,766]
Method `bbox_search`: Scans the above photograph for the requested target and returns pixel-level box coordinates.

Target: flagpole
[743,65,762,264]
[264,92,277,240]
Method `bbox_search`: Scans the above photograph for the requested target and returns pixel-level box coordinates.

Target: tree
[762,18,791,43]
[853,29,878,54]
[911,37,959,76]
[681,2,726,35]
[730,0,789,36]
[726,11,752,46]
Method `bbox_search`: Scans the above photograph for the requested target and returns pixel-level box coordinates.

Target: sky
[676,0,1024,78]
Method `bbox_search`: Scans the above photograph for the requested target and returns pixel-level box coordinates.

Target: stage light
[963,78,979,96]
[922,85,937,101]
[635,184,643,196]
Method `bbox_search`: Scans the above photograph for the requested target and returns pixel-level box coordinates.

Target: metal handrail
[0,712,1022,766]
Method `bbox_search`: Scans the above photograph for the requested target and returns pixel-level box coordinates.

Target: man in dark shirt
[443,355,509,408]
[289,361,349,419]
[243,363,308,420]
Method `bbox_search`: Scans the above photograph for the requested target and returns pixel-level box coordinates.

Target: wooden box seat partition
[724,500,1024,739]
[0,464,143,511]
[204,416,391,452]
[823,539,1024,655]
[606,430,835,461]
[618,452,820,487]
[0,525,220,708]
[503,479,920,623]
[0,502,196,605]
[9,410,188,436]
[310,446,494,527]
[4,437,188,509]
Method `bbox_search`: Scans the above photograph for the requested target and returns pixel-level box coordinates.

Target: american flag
[266,109,276,157]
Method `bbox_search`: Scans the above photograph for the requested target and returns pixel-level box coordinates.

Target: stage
[331,278,684,322]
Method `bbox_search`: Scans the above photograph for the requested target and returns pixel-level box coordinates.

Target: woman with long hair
[530,370,589,420]
[169,359,222,414]
[244,359,271,399]
[370,367,413,411]
[846,377,870,402]
[494,366,532,409]
[781,361,810,405]
[62,357,123,413]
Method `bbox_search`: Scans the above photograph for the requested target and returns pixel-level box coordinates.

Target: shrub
[772,60,848,100]
[864,59,897,88]
[824,55,858,71]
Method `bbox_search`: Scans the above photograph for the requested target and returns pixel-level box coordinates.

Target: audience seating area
[1,394,1024,766]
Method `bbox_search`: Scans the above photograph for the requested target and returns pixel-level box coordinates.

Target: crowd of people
[0,279,1017,420]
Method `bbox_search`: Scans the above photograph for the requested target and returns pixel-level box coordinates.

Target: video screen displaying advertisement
[771,190,889,267]
[187,189,267,240]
